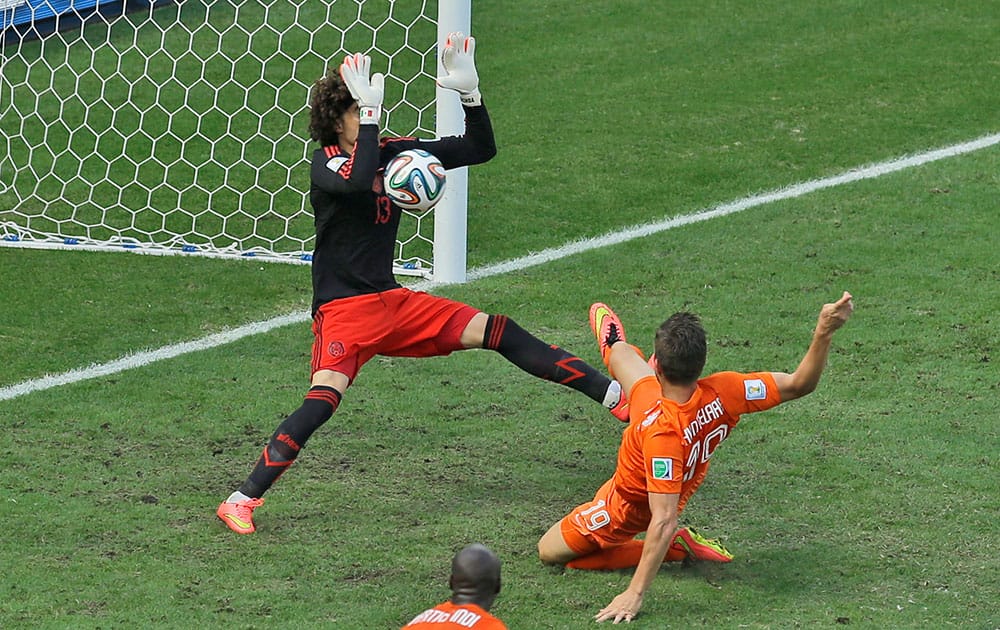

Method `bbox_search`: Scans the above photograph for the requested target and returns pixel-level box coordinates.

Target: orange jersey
[403,601,507,629]
[616,371,782,510]
[560,371,783,554]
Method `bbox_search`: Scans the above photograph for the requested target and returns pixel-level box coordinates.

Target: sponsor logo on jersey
[651,457,674,480]
[744,378,767,400]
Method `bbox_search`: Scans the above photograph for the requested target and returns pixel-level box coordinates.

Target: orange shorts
[310,288,479,381]
[560,479,654,555]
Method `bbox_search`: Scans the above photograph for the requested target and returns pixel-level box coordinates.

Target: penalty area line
[2,131,998,403]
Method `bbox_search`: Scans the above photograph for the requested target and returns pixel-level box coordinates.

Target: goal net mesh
[0,0,438,274]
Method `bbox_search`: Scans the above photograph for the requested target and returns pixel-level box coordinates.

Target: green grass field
[1,1,998,628]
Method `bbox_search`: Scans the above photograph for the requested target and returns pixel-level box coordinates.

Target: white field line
[467,132,1000,279]
[2,132,998,403]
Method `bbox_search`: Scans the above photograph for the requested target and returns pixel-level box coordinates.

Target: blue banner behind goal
[1,0,173,45]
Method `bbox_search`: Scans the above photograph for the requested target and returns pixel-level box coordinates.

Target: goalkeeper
[537,293,855,623]
[217,33,629,534]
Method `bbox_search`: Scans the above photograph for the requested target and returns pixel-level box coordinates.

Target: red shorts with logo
[311,287,479,382]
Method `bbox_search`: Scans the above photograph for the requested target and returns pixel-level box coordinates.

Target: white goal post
[0,0,472,281]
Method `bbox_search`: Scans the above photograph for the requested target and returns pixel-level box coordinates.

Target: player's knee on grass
[537,525,575,566]
[537,542,563,566]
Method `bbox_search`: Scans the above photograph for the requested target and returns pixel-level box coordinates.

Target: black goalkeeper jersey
[308,104,496,314]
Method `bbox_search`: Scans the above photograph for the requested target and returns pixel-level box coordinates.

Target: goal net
[1,0,469,278]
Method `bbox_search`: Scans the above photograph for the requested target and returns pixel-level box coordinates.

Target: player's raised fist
[817,291,854,335]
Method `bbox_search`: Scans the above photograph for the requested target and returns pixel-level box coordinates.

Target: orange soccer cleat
[589,302,626,367]
[217,497,265,535]
[671,527,734,563]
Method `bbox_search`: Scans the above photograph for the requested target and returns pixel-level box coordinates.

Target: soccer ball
[383,149,446,212]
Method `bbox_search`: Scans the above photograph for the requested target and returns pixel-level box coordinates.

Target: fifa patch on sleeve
[744,378,767,401]
[651,457,674,480]
[325,155,349,173]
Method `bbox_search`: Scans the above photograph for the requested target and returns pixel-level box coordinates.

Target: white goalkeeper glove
[339,52,385,125]
[436,31,482,106]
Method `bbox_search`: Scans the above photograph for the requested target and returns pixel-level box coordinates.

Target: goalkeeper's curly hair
[309,67,357,147]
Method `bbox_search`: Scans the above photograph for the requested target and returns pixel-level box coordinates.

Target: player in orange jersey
[537,293,855,623]
[403,543,507,629]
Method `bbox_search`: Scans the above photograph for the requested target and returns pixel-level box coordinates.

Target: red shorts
[560,479,656,555]
[310,287,479,382]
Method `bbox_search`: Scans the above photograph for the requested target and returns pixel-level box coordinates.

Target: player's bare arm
[595,492,679,624]
[773,291,854,401]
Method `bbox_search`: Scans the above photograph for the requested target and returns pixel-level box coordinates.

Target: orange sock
[665,545,687,562]
[565,540,687,570]
[567,540,644,570]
